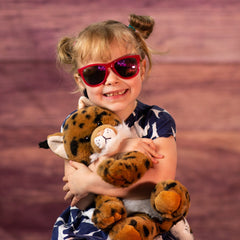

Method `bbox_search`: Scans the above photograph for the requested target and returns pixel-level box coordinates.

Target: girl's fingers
[138,142,164,166]
[142,143,163,159]
[152,152,164,159]
[63,175,68,182]
[71,196,80,207]
[71,194,87,207]
[69,160,79,169]
[63,183,70,192]
[143,138,156,149]
[151,158,159,164]
[64,191,74,201]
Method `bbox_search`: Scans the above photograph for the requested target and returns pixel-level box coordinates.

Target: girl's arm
[63,136,177,206]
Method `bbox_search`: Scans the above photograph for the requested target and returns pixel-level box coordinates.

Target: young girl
[52,14,193,240]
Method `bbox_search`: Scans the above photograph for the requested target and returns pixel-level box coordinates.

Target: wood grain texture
[0,1,239,239]
[0,0,240,62]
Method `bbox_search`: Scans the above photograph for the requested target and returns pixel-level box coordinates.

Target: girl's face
[75,42,146,121]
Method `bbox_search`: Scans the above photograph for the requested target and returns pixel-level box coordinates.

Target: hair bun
[57,37,75,65]
[129,14,155,39]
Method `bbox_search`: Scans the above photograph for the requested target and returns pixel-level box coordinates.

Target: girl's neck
[116,100,137,121]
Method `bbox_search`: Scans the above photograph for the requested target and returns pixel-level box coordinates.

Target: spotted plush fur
[151,180,190,223]
[62,106,120,166]
[97,151,152,187]
[46,106,191,240]
[109,213,173,240]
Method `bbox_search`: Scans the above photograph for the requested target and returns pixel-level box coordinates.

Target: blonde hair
[57,14,155,74]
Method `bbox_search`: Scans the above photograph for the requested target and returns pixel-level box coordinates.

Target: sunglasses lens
[114,57,138,78]
[79,55,140,87]
[82,65,106,86]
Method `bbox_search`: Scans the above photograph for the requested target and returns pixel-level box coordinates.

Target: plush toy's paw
[97,151,152,187]
[151,180,190,222]
[109,213,172,240]
[92,195,127,230]
[170,218,194,240]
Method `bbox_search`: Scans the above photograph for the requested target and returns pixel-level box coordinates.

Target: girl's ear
[74,73,86,95]
[140,59,146,81]
[74,74,85,91]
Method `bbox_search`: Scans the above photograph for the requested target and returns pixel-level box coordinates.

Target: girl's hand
[120,138,164,164]
[63,161,93,206]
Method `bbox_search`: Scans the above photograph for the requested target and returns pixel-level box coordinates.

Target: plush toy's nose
[94,136,106,149]
[103,127,116,139]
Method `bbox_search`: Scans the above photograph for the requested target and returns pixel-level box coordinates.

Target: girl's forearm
[87,171,130,197]
[87,136,177,199]
[64,136,177,200]
[86,166,166,200]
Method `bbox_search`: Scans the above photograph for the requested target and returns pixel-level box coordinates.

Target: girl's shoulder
[125,100,176,139]
[126,100,175,125]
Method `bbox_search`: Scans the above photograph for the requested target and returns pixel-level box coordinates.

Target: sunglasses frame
[77,55,141,87]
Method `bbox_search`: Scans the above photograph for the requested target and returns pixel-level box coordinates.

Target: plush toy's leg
[97,151,152,187]
[169,218,194,240]
[150,180,190,223]
[109,214,173,240]
[92,195,127,230]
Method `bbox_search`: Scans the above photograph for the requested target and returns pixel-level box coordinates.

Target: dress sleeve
[138,106,176,140]
[60,110,77,133]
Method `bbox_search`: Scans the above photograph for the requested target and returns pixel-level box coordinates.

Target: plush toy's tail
[38,140,49,149]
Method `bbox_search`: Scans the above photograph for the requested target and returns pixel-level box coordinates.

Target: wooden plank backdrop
[0,0,239,239]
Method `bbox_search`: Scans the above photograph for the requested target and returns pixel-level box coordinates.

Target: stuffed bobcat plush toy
[44,104,191,240]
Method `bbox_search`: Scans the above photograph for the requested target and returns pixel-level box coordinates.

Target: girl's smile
[103,89,128,98]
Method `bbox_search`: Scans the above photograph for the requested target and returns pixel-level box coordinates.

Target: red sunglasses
[78,55,141,87]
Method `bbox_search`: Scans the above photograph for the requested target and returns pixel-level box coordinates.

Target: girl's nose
[104,68,120,85]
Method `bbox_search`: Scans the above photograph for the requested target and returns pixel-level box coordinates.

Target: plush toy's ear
[47,133,68,159]
[78,96,94,109]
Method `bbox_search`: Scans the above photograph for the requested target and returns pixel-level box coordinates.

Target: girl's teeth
[105,90,125,97]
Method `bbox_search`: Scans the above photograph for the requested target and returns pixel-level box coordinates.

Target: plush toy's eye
[103,128,116,139]
[94,136,105,149]
[97,121,103,126]
[85,136,90,141]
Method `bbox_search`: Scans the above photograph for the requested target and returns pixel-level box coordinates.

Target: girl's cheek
[86,88,101,102]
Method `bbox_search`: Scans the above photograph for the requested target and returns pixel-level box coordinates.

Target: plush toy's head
[47,106,121,166]
[91,125,118,153]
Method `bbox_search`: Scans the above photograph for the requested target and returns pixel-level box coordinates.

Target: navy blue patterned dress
[52,100,177,240]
